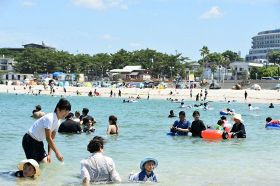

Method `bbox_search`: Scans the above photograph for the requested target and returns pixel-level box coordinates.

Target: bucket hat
[18,159,40,177]
[140,158,158,170]
[232,114,243,123]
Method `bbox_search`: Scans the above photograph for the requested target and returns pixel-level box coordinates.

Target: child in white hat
[11,159,40,178]
[129,158,158,182]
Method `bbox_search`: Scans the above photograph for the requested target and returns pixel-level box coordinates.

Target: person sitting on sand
[230,114,246,138]
[1,159,40,178]
[269,103,274,108]
[58,112,82,134]
[170,111,190,136]
[129,158,158,182]
[168,110,176,118]
[107,115,119,135]
[80,136,121,184]
[31,105,45,119]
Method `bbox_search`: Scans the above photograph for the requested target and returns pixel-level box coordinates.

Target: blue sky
[0,0,279,60]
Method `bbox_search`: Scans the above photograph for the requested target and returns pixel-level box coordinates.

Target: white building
[229,61,263,73]
[109,66,149,80]
[202,66,232,81]
[0,57,16,71]
[246,29,280,63]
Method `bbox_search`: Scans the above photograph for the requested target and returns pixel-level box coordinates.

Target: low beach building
[109,66,150,81]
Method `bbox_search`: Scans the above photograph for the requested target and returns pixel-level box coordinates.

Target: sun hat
[232,114,243,122]
[17,159,40,177]
[140,158,158,170]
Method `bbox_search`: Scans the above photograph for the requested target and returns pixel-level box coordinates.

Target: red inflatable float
[201,129,232,140]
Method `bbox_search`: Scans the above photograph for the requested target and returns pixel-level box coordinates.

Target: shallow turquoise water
[0,93,279,186]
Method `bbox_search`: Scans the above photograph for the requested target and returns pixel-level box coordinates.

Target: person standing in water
[230,114,246,138]
[80,136,121,184]
[107,115,119,135]
[22,98,71,163]
[189,111,206,137]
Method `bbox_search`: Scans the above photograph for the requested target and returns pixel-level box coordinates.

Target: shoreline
[0,84,279,104]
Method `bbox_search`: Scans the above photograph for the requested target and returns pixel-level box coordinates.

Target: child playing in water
[2,159,40,178]
[129,158,158,182]
[82,117,95,133]
[215,119,224,131]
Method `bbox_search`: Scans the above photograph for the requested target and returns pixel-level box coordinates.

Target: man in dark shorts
[22,98,71,163]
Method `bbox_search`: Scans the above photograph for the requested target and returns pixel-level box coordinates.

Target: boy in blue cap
[129,158,158,182]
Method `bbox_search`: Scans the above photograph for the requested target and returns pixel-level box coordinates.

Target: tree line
[2,46,277,80]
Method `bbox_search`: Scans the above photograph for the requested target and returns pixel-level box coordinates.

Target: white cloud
[100,34,119,41]
[22,0,35,7]
[199,6,222,20]
[72,0,128,10]
[226,0,280,5]
[129,42,141,48]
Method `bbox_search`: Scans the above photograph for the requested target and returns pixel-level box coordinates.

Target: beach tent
[251,84,261,90]
[84,82,92,87]
[53,72,64,77]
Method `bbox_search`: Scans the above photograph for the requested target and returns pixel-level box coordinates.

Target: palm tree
[200,46,210,67]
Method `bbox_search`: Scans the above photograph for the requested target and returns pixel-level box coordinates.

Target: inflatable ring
[266,120,280,129]
[201,129,231,139]
[220,111,228,115]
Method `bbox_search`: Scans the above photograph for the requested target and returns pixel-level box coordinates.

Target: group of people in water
[169,109,246,139]
[7,98,156,184]
[6,89,276,184]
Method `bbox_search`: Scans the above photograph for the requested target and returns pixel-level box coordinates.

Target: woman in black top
[230,114,246,138]
[190,111,206,137]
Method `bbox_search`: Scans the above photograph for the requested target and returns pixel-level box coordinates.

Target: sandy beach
[1,84,280,104]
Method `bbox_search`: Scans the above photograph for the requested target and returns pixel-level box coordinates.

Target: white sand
[1,84,279,104]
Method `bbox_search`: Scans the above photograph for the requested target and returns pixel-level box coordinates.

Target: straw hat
[140,158,158,170]
[232,114,243,123]
[17,159,40,177]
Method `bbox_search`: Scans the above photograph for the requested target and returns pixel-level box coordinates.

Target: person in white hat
[129,158,158,182]
[230,114,246,138]
[10,159,40,178]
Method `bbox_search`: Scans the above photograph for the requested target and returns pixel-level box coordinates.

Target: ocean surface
[0,93,279,186]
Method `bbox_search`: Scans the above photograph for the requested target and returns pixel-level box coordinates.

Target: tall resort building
[246,29,280,63]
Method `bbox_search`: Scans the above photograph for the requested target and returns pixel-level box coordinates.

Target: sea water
[0,93,279,186]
